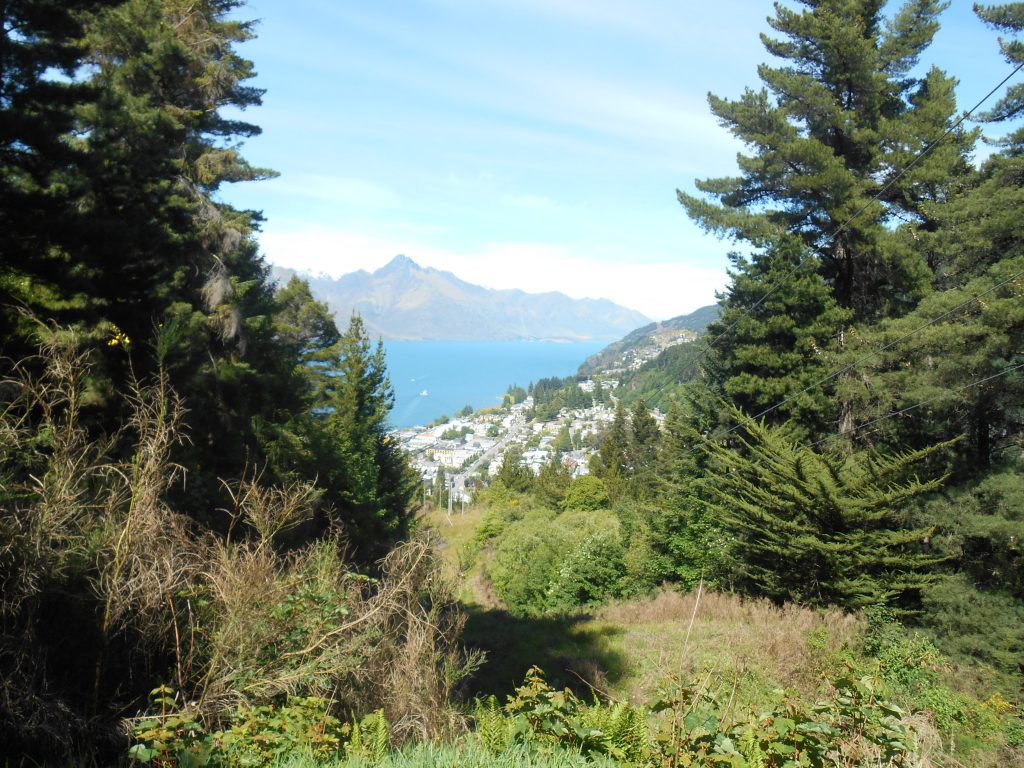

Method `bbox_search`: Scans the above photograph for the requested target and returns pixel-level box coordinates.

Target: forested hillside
[2,0,1023,766]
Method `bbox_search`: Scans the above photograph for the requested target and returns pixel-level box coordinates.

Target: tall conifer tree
[318,315,418,559]
[679,0,975,322]
[0,0,114,357]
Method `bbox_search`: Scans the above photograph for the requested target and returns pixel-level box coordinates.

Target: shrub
[546,530,627,611]
[489,516,571,615]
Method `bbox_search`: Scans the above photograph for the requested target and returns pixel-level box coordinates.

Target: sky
[220,0,1016,320]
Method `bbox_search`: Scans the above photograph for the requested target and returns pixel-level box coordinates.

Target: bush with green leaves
[546,529,627,611]
[919,574,1024,696]
[489,514,572,615]
[864,603,1024,750]
[129,693,373,766]
[475,666,648,761]
[560,475,611,513]
[468,665,923,768]
[487,510,629,615]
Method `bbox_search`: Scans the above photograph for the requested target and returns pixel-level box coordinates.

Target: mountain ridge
[578,303,721,375]
[272,255,651,342]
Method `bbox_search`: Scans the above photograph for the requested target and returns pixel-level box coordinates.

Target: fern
[346,709,390,764]
[590,702,649,762]
[474,695,512,754]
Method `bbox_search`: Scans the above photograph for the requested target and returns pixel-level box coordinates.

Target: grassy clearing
[422,505,862,709]
[418,502,1024,767]
[421,505,489,603]
[460,586,861,711]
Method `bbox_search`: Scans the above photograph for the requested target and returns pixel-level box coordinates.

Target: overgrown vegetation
[3,0,1024,764]
[0,339,470,761]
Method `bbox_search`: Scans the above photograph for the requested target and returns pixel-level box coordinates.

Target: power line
[806,359,1024,452]
[720,267,1024,434]
[640,58,1024,411]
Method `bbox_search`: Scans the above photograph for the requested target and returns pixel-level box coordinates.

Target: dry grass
[196,530,479,742]
[1,337,483,757]
[0,336,199,755]
[592,588,863,703]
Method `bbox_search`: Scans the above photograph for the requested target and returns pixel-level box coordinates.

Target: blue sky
[221,1,1015,320]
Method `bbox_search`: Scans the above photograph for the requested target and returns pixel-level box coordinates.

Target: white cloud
[258,225,727,320]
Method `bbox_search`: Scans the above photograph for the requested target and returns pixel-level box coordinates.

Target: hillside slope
[578,304,719,375]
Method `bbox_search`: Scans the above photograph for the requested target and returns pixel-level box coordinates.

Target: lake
[383,340,606,428]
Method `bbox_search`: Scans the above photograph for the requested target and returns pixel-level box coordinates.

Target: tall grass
[276,740,618,768]
[0,337,478,760]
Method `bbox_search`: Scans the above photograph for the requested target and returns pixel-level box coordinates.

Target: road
[450,409,528,503]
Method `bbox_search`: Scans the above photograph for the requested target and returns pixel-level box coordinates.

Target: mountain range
[272,255,651,342]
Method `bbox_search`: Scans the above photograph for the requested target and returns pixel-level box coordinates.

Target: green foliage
[975,1,1024,125]
[703,409,948,609]
[496,445,534,494]
[440,425,472,441]
[589,400,628,498]
[309,314,420,559]
[130,693,391,766]
[552,425,573,453]
[704,240,852,442]
[504,385,527,406]
[918,463,1024,598]
[679,0,974,322]
[534,457,573,510]
[499,667,639,760]
[918,575,1024,694]
[546,530,626,611]
[560,475,610,513]
[486,506,628,615]
[473,695,515,755]
[530,377,591,421]
[614,342,704,411]
[490,515,573,615]
[220,698,349,764]
[861,603,1024,749]
[347,709,391,763]
[645,398,726,590]
[466,665,922,768]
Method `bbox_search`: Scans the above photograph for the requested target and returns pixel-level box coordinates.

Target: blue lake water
[383,340,606,428]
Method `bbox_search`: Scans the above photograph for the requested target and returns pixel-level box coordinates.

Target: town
[390,377,657,506]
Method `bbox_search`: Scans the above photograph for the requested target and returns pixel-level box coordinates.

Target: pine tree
[975,2,1024,127]
[837,6,1024,472]
[705,238,852,441]
[626,398,660,498]
[319,314,417,559]
[830,8,1024,621]
[535,455,572,509]
[678,0,976,322]
[590,399,629,498]
[648,399,724,588]
[703,409,948,609]
[0,0,115,358]
[496,444,533,494]
[1,0,297,511]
